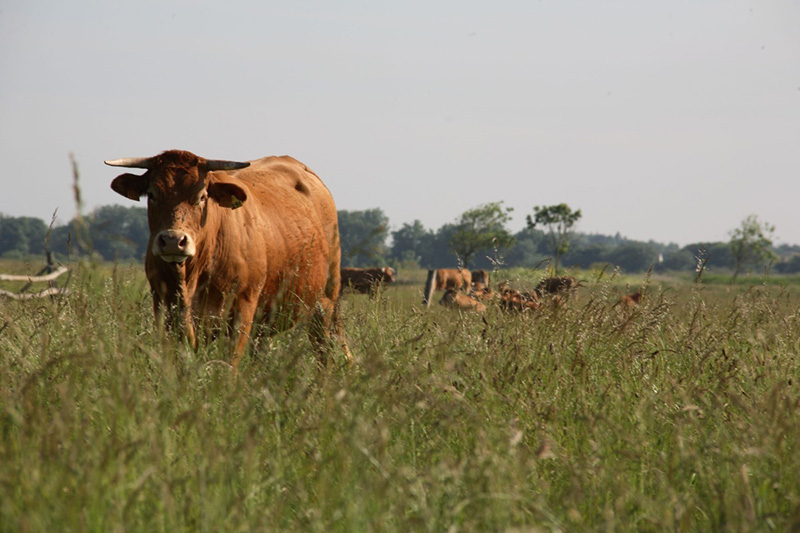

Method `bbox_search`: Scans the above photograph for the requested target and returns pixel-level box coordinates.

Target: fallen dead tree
[0,255,70,300]
[0,286,69,300]
[0,266,69,283]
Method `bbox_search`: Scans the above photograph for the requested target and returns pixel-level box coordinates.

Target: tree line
[2,202,799,275]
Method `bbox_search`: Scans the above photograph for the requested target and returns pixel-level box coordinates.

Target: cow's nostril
[179,235,188,249]
[158,234,167,248]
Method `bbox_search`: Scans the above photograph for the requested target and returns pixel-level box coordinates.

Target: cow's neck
[180,207,228,285]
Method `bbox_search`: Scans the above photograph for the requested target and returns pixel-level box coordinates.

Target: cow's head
[107,150,250,263]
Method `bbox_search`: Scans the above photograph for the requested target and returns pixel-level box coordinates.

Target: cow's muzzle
[153,230,196,263]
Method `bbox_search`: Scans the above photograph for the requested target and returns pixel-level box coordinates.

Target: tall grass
[1,261,799,531]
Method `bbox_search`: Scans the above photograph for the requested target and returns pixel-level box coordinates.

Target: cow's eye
[147,192,156,202]
[198,193,208,205]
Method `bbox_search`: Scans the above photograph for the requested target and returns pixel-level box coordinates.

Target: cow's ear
[111,173,147,201]
[209,181,248,210]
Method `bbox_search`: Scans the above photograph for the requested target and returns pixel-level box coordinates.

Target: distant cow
[535,275,579,300]
[439,288,487,313]
[106,149,350,366]
[471,269,490,289]
[341,266,395,295]
[499,284,540,313]
[422,268,471,306]
[469,282,495,300]
[435,268,472,291]
[617,291,643,308]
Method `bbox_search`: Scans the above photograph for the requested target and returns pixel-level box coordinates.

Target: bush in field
[729,214,777,281]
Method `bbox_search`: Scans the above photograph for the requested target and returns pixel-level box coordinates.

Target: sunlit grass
[1,261,799,531]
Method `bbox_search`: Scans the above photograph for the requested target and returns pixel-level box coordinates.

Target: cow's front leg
[230,295,259,368]
[150,280,178,336]
[172,264,197,349]
[180,299,197,349]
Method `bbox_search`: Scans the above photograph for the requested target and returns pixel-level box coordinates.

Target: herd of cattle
[105,149,642,367]
[346,266,644,316]
[341,264,626,314]
[422,268,581,313]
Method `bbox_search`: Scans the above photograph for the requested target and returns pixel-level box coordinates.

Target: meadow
[1,259,799,531]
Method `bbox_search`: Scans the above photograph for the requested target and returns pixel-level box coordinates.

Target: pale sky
[2,0,799,246]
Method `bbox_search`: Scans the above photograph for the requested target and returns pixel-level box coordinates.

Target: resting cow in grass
[617,291,643,308]
[498,283,540,313]
[439,288,487,313]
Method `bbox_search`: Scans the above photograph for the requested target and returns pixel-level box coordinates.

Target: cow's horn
[206,160,250,171]
[104,157,154,169]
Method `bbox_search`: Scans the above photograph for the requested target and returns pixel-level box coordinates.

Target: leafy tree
[604,241,657,272]
[45,206,148,261]
[774,254,800,274]
[681,242,734,272]
[423,223,460,268]
[526,203,582,273]
[449,202,514,269]
[48,223,81,258]
[88,205,149,260]
[0,216,48,258]
[775,243,800,257]
[338,208,390,267]
[659,248,696,272]
[504,227,548,268]
[391,220,434,268]
[729,214,777,281]
[565,243,608,269]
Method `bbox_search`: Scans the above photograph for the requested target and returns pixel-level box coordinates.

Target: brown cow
[106,149,350,366]
[422,268,471,306]
[471,269,490,290]
[535,275,579,300]
[499,285,540,313]
[439,288,486,313]
[469,282,490,298]
[617,291,643,308]
[341,266,395,295]
[435,268,471,291]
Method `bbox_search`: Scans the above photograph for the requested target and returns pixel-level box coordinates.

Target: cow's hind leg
[310,297,353,366]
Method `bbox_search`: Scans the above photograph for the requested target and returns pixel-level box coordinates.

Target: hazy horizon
[3,192,797,250]
[2,1,799,247]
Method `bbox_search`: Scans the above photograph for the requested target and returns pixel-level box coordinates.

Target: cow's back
[435,268,471,290]
[216,156,341,308]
